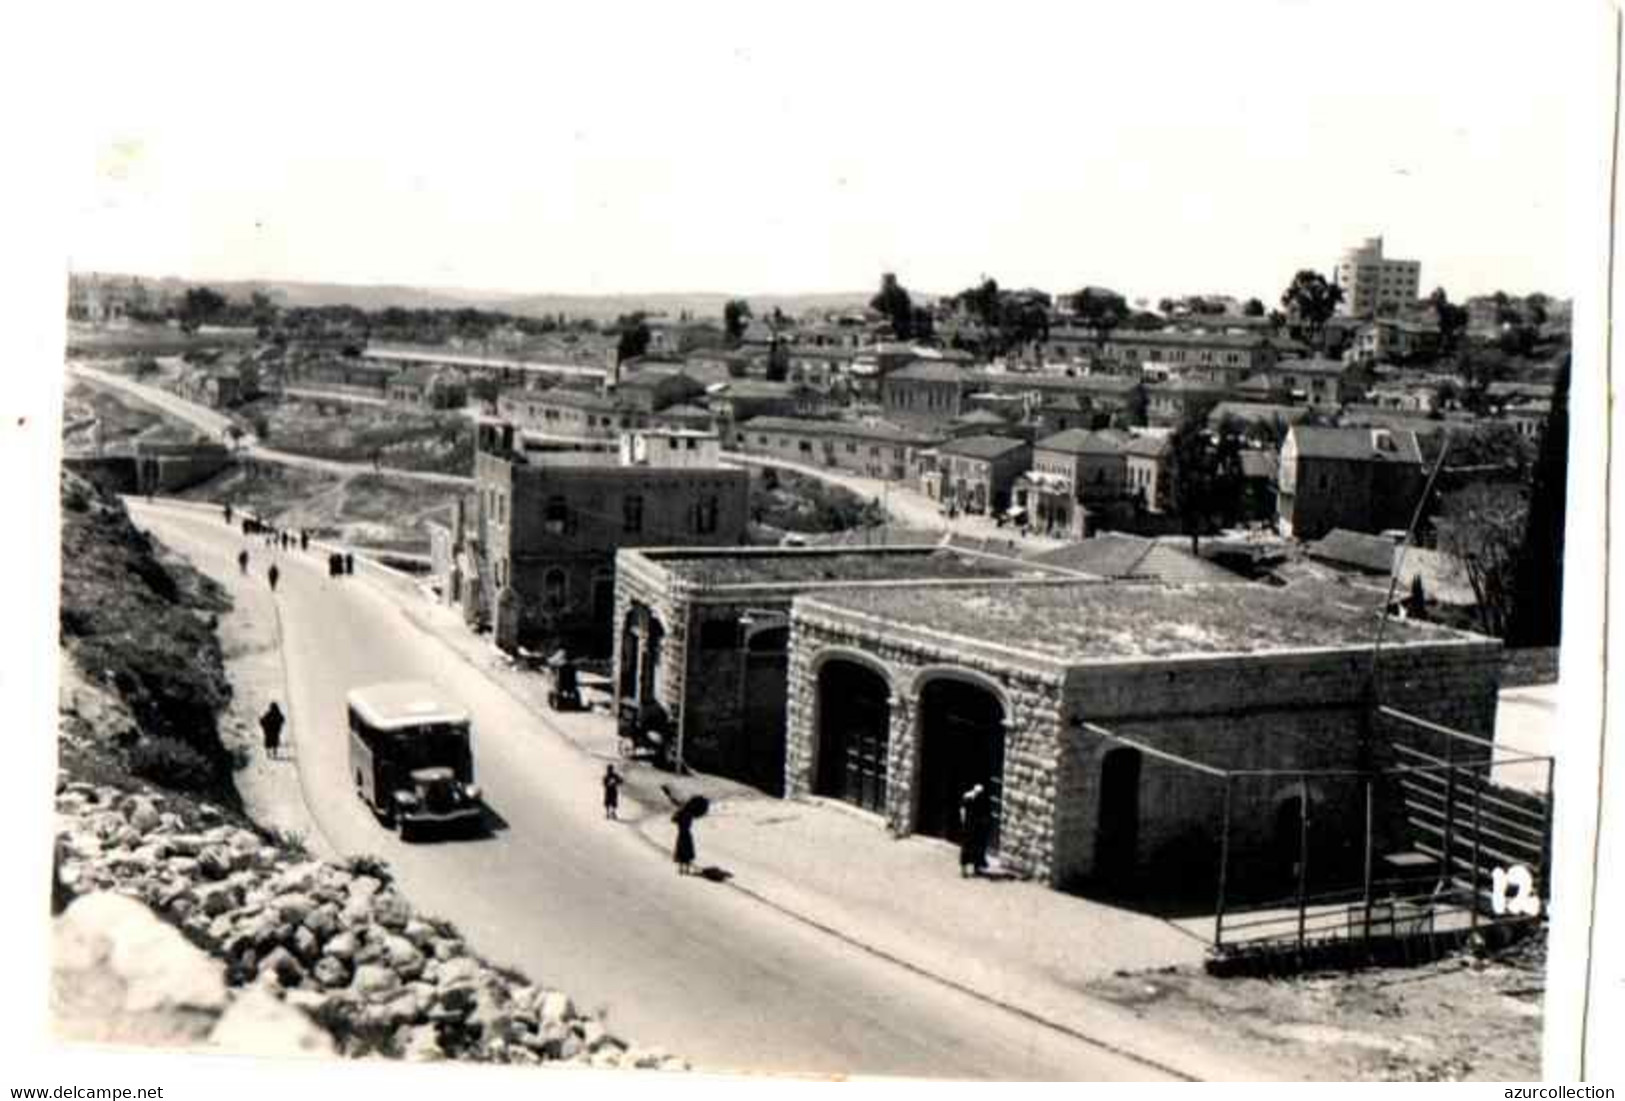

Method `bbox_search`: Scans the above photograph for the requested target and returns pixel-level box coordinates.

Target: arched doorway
[743,625,790,796]
[916,676,1005,846]
[1096,747,1142,890]
[619,605,665,707]
[815,659,891,813]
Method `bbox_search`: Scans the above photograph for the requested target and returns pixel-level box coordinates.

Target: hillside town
[55,235,1568,1081]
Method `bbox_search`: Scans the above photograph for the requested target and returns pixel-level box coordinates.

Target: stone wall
[788,595,1503,893]
[786,603,1072,881]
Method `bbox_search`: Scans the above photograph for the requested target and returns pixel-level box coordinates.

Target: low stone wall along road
[127,500,1175,1081]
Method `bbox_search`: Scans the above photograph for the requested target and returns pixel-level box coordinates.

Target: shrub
[128,736,217,791]
[343,853,393,884]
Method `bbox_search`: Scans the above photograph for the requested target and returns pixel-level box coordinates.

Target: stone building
[735,417,941,481]
[1277,425,1426,540]
[934,434,1033,515]
[611,546,1077,794]
[471,421,749,656]
[783,579,1500,897]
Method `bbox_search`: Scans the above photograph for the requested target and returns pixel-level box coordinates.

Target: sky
[60,0,1591,307]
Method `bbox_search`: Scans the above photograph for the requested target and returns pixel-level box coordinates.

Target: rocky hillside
[59,471,237,802]
[54,476,683,1069]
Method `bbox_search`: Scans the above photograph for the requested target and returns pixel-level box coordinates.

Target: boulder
[53,892,229,1046]
[272,893,315,926]
[352,963,400,1000]
[291,925,321,965]
[537,990,575,1028]
[258,946,307,989]
[435,956,482,988]
[196,882,244,918]
[396,1023,444,1062]
[313,956,351,989]
[430,937,466,962]
[323,930,358,961]
[209,985,335,1058]
[383,935,425,980]
[123,798,162,835]
[372,892,411,931]
[197,846,235,881]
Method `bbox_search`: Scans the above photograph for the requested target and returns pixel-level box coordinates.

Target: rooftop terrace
[802,580,1478,662]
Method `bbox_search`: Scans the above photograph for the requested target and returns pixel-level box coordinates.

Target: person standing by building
[602,765,622,820]
[268,563,280,592]
[958,782,993,878]
[260,701,285,759]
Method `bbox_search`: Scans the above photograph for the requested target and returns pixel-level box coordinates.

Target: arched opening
[916,676,1006,847]
[1096,747,1143,890]
[618,604,665,708]
[742,625,790,796]
[815,659,892,813]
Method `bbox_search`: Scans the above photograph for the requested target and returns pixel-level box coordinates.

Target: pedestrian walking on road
[300,530,310,552]
[238,548,249,575]
[260,701,285,759]
[268,563,280,592]
[344,552,355,576]
[327,552,339,578]
[958,783,993,878]
[602,765,622,820]
[223,503,233,525]
[661,784,709,875]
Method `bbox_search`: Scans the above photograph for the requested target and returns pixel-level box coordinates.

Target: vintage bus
[347,681,482,840]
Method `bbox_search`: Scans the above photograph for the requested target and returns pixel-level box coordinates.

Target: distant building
[1260,357,1369,410]
[933,434,1033,515]
[1333,237,1421,317]
[1354,318,1442,364]
[1277,425,1425,540]
[735,416,940,481]
[469,420,749,655]
[1121,434,1173,514]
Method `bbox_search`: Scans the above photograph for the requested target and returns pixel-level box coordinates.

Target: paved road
[129,500,1173,1081]
[723,452,1066,551]
[66,363,474,488]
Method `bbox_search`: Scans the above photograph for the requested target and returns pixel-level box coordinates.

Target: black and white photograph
[3,0,1620,1089]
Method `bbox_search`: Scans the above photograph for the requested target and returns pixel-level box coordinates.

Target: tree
[870,273,915,340]
[1072,287,1129,356]
[178,286,228,334]
[1437,482,1528,638]
[1428,287,1469,355]
[1280,270,1344,349]
[1168,414,1244,554]
[1506,355,1569,647]
[614,312,651,363]
[1243,297,1266,317]
[724,299,752,343]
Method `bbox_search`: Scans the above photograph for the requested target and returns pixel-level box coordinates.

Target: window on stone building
[694,495,720,535]
[545,495,571,535]
[543,568,567,609]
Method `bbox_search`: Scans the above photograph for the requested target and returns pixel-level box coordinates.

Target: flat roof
[346,681,470,730]
[641,546,1058,588]
[799,581,1477,663]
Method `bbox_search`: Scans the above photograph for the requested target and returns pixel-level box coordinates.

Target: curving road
[129,500,1170,1081]
[66,363,474,488]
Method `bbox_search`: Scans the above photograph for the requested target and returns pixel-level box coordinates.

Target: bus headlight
[394,790,420,808]
[463,784,481,803]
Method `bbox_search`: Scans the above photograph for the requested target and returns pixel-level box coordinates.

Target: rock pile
[55,780,687,1071]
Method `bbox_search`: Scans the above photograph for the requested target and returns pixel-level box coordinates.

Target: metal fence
[1086,707,1553,964]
